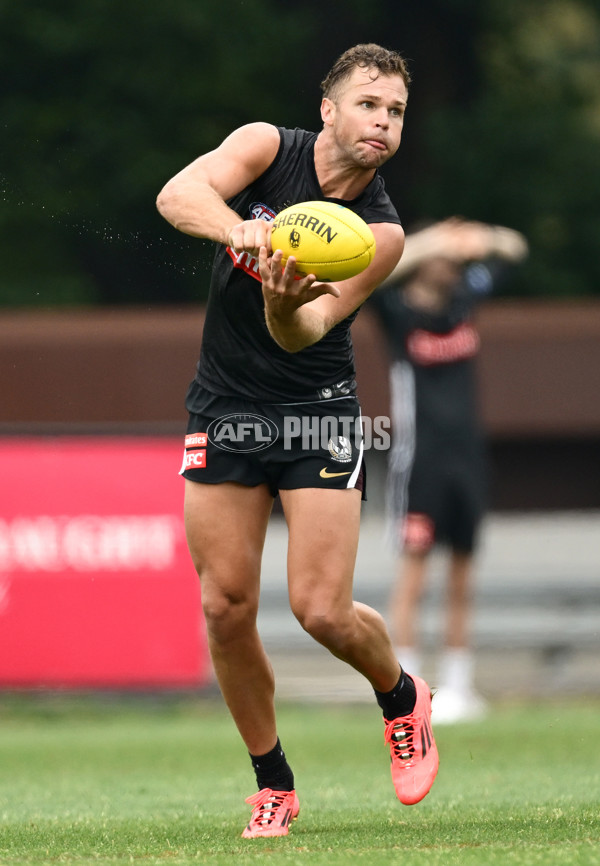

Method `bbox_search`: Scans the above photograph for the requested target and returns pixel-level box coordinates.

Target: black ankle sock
[374,669,417,720]
[249,737,295,792]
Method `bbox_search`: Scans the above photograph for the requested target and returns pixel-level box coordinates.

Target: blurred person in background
[371,218,528,724]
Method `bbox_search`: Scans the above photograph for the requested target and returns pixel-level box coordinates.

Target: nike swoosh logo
[319,467,352,479]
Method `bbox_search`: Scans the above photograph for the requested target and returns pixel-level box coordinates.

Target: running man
[156,43,438,838]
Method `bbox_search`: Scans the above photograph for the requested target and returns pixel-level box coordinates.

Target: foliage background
[1,0,599,307]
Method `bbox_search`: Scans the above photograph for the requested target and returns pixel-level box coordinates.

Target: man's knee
[202,583,259,642]
[292,598,351,649]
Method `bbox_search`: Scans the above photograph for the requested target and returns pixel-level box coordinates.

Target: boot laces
[384,716,416,762]
[246,789,289,828]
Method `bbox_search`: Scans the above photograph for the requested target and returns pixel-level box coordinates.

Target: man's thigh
[184,479,273,593]
[280,486,362,609]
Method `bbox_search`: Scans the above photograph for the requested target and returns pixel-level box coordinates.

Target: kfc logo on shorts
[182,432,207,470]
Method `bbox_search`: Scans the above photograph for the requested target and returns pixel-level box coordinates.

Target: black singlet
[189,126,402,405]
[371,261,507,455]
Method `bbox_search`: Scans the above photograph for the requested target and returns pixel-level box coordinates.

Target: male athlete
[156,43,438,838]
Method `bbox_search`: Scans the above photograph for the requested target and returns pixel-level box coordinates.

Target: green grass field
[0,694,598,865]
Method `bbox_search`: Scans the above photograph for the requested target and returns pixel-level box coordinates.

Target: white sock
[396,646,421,679]
[437,648,474,692]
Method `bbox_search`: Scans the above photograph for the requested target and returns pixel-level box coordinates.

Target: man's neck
[313,131,375,201]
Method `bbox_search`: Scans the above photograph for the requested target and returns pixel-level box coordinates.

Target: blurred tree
[0,0,313,305]
[416,0,600,296]
[0,0,599,305]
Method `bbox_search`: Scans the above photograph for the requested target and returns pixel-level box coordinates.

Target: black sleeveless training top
[190,126,401,404]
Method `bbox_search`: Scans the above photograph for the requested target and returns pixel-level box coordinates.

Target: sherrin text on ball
[270,200,376,282]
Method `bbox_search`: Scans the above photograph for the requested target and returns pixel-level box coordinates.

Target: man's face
[321,66,408,169]
[418,257,463,290]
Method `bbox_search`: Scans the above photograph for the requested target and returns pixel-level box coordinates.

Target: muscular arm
[156,122,281,250]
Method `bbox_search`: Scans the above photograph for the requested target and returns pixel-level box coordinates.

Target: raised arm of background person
[260,219,405,352]
[378,218,528,288]
[440,221,529,265]
[485,225,529,263]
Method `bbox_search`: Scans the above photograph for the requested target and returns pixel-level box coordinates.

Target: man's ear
[320,97,335,127]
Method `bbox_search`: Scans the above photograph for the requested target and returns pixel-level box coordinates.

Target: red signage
[0,437,210,688]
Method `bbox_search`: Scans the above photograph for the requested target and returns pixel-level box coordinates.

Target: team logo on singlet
[250,202,276,222]
[226,202,276,281]
[327,436,353,463]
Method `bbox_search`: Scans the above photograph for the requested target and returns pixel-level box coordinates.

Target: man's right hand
[228,219,273,258]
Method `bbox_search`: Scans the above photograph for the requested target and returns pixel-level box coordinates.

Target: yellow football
[270,200,376,282]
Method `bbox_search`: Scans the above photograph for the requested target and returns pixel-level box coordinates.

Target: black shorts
[390,447,486,553]
[409,451,486,553]
[180,384,366,499]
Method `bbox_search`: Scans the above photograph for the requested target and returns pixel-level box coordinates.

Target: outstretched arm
[261,221,405,352]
